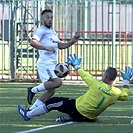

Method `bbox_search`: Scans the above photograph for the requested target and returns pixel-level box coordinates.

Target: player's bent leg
[52,78,62,88]
[37,78,62,103]
[28,78,62,109]
[29,89,55,110]
[27,78,61,105]
[38,89,55,103]
[44,77,62,90]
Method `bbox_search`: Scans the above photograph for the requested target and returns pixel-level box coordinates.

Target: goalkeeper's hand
[120,66,133,85]
[66,54,82,70]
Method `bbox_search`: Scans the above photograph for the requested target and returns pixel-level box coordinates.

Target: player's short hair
[105,67,117,81]
[41,9,52,16]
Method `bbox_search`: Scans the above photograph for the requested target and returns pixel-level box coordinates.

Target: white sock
[31,83,45,93]
[27,104,49,119]
[29,99,44,110]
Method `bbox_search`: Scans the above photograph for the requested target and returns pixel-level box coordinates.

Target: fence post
[112,0,116,68]
[10,1,18,80]
[131,2,133,68]
[10,2,14,80]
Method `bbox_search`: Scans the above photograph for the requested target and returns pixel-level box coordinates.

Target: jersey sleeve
[32,28,44,41]
[118,88,129,101]
[77,68,95,86]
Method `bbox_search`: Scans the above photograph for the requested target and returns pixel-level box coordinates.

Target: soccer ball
[54,63,70,78]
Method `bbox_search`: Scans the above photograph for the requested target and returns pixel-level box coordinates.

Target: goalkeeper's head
[102,67,117,85]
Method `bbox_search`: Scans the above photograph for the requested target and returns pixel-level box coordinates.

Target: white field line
[16,115,133,133]
[16,122,74,133]
[99,115,133,119]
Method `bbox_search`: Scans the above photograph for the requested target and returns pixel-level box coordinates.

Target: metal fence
[0,0,133,81]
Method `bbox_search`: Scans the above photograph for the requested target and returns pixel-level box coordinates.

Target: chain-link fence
[0,0,133,81]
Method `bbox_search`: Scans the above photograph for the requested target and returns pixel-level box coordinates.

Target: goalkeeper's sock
[27,104,49,119]
[31,83,46,93]
[29,99,44,110]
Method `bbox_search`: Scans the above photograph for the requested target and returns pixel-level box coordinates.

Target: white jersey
[32,25,61,65]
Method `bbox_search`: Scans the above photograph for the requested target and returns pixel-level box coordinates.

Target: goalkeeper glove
[120,66,133,85]
[66,54,82,70]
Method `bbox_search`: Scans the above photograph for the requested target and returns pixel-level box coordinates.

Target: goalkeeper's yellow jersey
[76,69,129,120]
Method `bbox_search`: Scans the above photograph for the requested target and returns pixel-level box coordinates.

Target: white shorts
[37,62,58,83]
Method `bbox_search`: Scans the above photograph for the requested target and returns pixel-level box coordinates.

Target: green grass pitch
[0,83,133,133]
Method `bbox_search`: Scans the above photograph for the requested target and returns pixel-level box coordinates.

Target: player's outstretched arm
[58,31,80,49]
[66,54,94,86]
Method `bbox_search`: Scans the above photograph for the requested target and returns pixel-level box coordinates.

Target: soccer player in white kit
[27,9,80,110]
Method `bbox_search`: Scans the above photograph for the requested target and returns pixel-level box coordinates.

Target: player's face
[42,12,53,28]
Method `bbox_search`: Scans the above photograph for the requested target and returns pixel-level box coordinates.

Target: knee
[58,78,62,87]
[53,78,62,88]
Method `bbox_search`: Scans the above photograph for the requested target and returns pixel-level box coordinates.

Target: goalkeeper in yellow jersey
[18,54,132,122]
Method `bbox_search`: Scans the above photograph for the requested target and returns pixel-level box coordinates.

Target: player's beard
[43,21,52,29]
